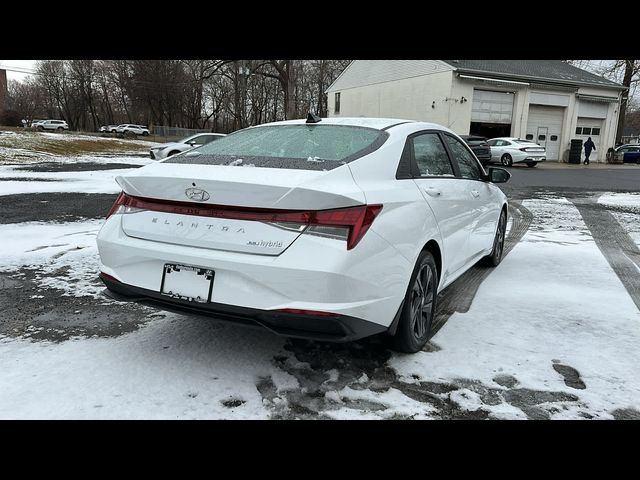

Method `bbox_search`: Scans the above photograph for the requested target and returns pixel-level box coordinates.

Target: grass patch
[0,128,154,156]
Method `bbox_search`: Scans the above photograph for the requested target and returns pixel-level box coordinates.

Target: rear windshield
[164,124,388,171]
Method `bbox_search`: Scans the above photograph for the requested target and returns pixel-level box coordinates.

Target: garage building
[326,61,625,162]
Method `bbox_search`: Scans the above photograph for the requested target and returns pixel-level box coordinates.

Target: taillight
[106,191,126,219]
[520,147,529,152]
[308,205,383,250]
[106,193,382,250]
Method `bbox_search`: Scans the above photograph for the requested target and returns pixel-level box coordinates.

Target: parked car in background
[614,144,640,164]
[149,133,227,160]
[460,135,491,166]
[97,117,510,353]
[116,124,150,136]
[99,125,119,133]
[36,120,69,132]
[30,120,46,129]
[487,137,546,167]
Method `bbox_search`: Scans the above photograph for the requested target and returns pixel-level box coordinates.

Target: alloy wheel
[410,263,435,339]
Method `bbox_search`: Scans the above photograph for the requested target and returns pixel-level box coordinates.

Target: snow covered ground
[1,148,639,418]
[0,163,150,196]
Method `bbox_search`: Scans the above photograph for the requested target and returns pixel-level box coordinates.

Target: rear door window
[444,135,484,181]
[165,125,389,171]
[412,133,454,177]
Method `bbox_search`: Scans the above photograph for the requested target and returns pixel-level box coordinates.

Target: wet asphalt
[1,161,639,419]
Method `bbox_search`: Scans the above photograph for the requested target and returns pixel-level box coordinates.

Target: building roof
[327,60,625,92]
[443,60,624,89]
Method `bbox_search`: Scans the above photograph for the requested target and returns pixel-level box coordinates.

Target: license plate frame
[160,263,214,304]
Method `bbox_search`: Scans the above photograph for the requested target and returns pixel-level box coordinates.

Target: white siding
[327,61,452,92]
[529,91,570,107]
[577,100,609,119]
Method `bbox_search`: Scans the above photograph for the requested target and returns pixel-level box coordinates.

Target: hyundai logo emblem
[185,187,210,201]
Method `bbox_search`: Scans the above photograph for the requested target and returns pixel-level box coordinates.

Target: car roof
[258,117,419,131]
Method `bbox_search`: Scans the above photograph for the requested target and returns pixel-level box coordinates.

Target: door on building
[536,126,549,152]
[526,105,564,161]
[575,118,604,162]
[470,90,514,139]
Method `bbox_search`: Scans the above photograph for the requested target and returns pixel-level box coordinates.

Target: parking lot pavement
[1,159,639,419]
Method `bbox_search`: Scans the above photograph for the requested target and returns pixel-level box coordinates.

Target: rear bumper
[97,214,411,330]
[515,156,545,163]
[100,273,387,342]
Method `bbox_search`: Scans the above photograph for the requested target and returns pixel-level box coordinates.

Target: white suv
[116,124,150,136]
[36,120,69,132]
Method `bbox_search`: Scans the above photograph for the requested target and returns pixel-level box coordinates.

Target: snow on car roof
[258,117,418,130]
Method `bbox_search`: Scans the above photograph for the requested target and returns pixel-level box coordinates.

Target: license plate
[160,263,214,303]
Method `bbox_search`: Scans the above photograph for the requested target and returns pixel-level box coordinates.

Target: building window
[582,127,592,135]
[526,134,533,140]
[335,92,341,114]
[538,135,546,141]
[550,135,558,141]
[576,127,582,134]
[591,128,600,136]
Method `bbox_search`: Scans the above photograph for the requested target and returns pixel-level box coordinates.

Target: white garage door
[472,90,514,123]
[526,105,565,161]
[575,117,604,162]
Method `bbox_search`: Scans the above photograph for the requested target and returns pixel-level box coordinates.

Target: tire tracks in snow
[571,197,640,311]
[431,201,533,336]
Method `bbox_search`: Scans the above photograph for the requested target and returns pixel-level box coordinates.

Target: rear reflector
[105,192,382,250]
[274,308,339,317]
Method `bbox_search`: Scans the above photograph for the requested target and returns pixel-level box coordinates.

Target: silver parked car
[36,120,69,132]
[99,125,119,133]
[486,137,546,167]
[149,133,227,160]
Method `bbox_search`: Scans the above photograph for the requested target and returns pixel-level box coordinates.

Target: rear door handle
[470,190,480,198]
[423,186,442,197]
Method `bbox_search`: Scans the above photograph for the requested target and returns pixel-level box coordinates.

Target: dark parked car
[460,135,491,166]
[614,144,640,164]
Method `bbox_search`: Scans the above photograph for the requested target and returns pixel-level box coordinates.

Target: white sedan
[97,117,510,353]
[116,124,150,136]
[486,137,546,167]
[149,133,226,160]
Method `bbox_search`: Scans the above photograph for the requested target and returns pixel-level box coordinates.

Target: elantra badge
[185,188,210,201]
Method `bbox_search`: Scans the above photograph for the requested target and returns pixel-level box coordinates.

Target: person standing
[583,137,596,165]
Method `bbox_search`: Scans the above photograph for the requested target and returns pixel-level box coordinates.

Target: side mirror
[488,167,511,183]
[187,140,197,146]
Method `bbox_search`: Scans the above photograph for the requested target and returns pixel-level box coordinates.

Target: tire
[390,251,438,353]
[481,210,507,267]
[37,126,44,131]
[526,162,536,168]
[501,154,513,167]
[57,127,64,132]
[142,131,149,136]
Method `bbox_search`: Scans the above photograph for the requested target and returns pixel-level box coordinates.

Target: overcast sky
[0,60,37,81]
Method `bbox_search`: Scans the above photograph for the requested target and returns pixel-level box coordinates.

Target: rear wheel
[37,126,44,131]
[390,251,438,353]
[142,131,149,136]
[501,154,513,167]
[481,210,507,267]
[57,127,64,132]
